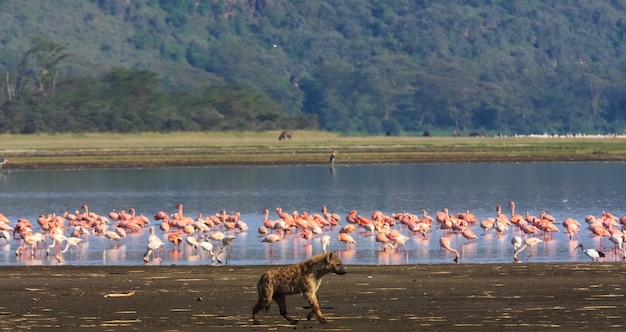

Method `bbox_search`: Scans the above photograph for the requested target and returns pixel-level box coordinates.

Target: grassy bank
[1,131,626,169]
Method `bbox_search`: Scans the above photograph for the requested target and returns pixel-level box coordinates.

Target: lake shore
[2,263,622,331]
[2,132,626,169]
[2,132,625,331]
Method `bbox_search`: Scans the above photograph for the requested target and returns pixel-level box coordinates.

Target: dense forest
[2,0,626,135]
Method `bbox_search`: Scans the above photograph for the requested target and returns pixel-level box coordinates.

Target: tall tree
[8,37,69,99]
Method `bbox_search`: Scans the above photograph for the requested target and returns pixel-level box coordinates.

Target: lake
[0,162,624,266]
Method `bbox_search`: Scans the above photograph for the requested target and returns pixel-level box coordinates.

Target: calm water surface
[0,163,624,266]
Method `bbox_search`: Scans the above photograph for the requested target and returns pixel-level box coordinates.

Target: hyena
[252,251,346,325]
[278,130,292,141]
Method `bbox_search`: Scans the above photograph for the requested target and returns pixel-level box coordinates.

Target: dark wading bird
[329,151,337,165]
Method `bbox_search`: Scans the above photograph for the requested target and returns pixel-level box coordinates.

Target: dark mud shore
[1,263,623,331]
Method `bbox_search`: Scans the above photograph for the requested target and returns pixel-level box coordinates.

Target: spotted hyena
[278,130,291,140]
[252,251,346,325]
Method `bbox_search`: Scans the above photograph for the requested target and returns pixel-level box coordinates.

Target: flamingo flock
[0,201,622,265]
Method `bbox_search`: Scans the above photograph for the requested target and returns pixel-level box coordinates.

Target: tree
[8,37,69,100]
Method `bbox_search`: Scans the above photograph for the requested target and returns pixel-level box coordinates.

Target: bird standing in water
[513,237,543,262]
[575,244,605,261]
[329,151,337,165]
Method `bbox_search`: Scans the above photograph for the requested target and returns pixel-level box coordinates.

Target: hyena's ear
[325,251,334,263]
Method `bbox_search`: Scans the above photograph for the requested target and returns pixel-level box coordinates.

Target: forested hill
[2,0,626,135]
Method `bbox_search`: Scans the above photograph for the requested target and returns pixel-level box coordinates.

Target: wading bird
[439,235,459,263]
[513,237,543,262]
[575,244,605,262]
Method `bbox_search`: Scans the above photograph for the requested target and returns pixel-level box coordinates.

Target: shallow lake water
[0,162,624,266]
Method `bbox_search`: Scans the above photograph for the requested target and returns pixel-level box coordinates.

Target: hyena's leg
[252,287,273,324]
[252,300,266,325]
[275,293,298,324]
[305,292,327,324]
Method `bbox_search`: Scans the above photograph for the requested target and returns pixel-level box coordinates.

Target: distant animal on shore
[252,251,346,325]
[278,131,292,141]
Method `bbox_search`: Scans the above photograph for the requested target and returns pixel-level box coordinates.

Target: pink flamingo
[461,228,478,243]
[508,201,524,226]
[261,229,284,254]
[337,233,356,248]
[439,235,459,263]
[168,233,183,249]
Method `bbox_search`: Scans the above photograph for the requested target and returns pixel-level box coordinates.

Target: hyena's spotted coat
[252,251,346,325]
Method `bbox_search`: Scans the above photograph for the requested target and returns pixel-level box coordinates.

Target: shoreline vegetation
[2,131,626,170]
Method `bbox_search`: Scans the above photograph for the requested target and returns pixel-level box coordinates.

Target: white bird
[61,237,83,253]
[47,229,66,255]
[16,233,46,256]
[222,234,236,246]
[576,244,605,261]
[199,240,214,255]
[0,230,11,244]
[143,240,164,263]
[186,236,199,251]
[209,231,225,242]
[320,235,331,252]
[511,236,523,253]
[194,221,211,235]
[608,232,624,253]
[147,226,162,245]
[103,226,122,242]
[115,227,127,239]
[513,237,543,262]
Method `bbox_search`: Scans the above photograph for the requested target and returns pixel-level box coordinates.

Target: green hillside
[2,0,626,135]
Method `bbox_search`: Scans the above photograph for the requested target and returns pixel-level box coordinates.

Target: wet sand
[1,263,623,331]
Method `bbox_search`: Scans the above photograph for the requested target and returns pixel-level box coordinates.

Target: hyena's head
[326,251,346,275]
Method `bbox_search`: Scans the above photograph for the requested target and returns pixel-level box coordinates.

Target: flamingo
[589,224,610,251]
[439,235,459,263]
[321,206,340,226]
[509,201,524,226]
[16,233,46,256]
[511,236,523,253]
[147,226,160,244]
[186,236,199,251]
[608,230,625,254]
[562,218,580,240]
[261,229,284,254]
[103,227,122,243]
[0,230,10,244]
[143,240,164,263]
[460,228,478,243]
[320,235,331,252]
[61,237,83,254]
[496,205,510,227]
[174,204,194,226]
[575,244,605,262]
[168,233,183,249]
[199,240,214,255]
[513,237,543,262]
[47,228,66,255]
[337,233,356,248]
[391,234,409,253]
[340,224,357,234]
[375,230,392,252]
[210,231,226,243]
